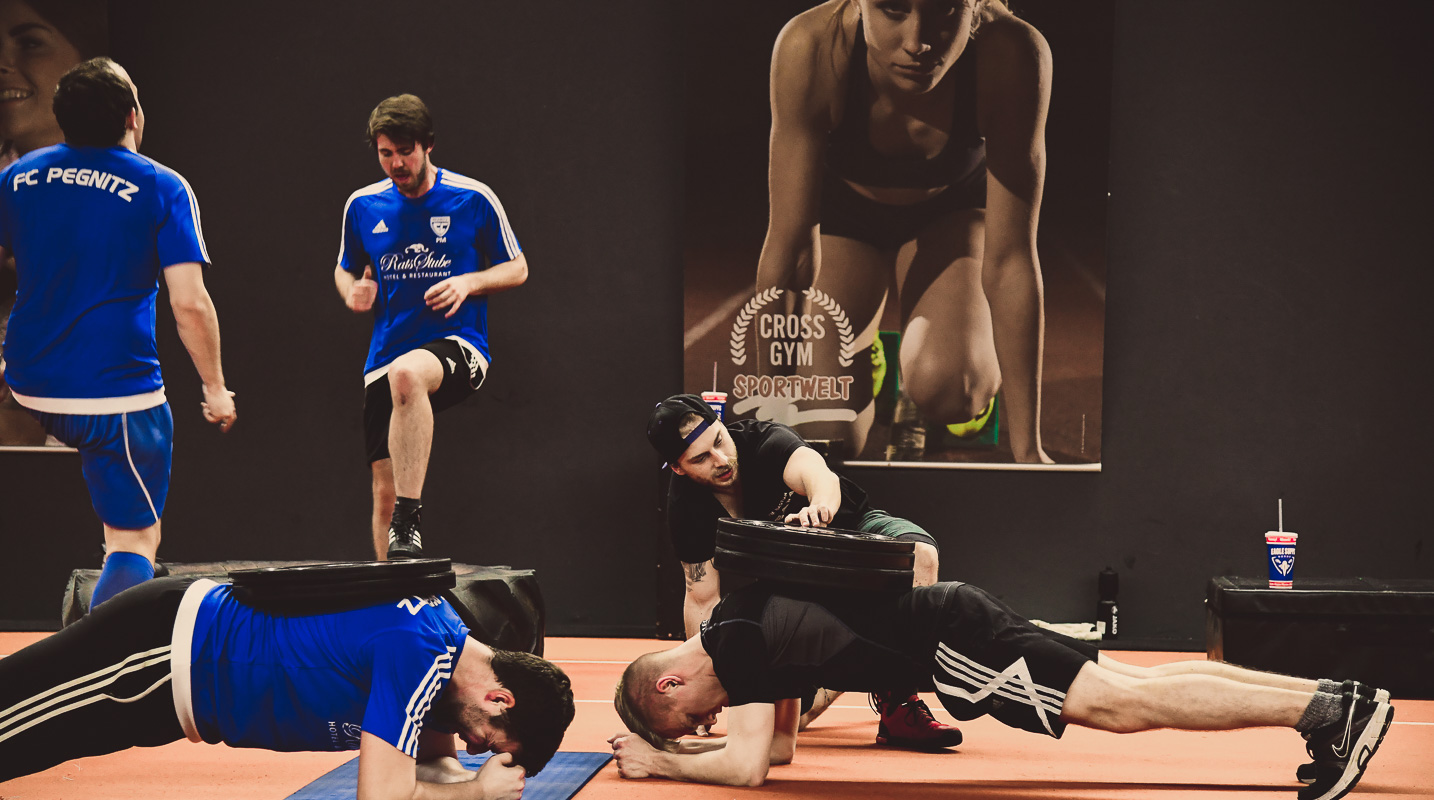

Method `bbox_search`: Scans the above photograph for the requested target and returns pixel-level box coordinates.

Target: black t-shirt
[700,582,959,707]
[665,420,870,564]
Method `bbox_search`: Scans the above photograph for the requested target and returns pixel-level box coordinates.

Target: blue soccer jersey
[180,583,470,755]
[0,144,209,413]
[337,168,521,378]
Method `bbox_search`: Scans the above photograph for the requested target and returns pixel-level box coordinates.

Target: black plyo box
[1205,576,1434,699]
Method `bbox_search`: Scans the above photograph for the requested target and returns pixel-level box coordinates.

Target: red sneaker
[872,691,963,750]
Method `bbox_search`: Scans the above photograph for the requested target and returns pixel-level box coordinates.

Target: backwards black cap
[646,394,719,466]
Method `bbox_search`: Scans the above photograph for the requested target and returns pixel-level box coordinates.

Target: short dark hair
[53,58,134,147]
[490,649,575,775]
[366,94,434,150]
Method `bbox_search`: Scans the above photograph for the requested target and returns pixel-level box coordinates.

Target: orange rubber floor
[3,634,1431,799]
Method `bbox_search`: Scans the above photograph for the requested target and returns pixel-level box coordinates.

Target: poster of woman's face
[0,0,106,448]
[683,0,1113,468]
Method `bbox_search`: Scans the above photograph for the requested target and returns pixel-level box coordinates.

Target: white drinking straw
[1278,499,1283,533]
[713,362,718,392]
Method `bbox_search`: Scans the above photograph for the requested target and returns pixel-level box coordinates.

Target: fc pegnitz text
[11,167,140,202]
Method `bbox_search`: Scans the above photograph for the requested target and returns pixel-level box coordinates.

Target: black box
[1206,576,1434,699]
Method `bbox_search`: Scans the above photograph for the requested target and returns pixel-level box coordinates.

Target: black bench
[1206,576,1434,699]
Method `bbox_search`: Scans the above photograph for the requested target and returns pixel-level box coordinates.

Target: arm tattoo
[684,561,709,588]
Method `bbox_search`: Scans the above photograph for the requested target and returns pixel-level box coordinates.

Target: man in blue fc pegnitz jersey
[0,58,236,610]
[333,94,529,561]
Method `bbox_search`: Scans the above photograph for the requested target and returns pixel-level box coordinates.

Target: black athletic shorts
[0,577,194,781]
[364,339,486,463]
[819,166,986,252]
[924,582,1098,739]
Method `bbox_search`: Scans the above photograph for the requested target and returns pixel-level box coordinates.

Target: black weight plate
[715,519,913,554]
[240,572,456,599]
[230,558,452,587]
[717,530,915,570]
[232,571,457,616]
[714,548,913,593]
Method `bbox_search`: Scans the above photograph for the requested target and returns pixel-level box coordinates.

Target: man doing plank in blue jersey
[0,576,575,796]
[0,58,236,609]
[334,94,528,561]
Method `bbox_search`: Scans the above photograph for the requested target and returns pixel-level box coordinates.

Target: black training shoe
[386,517,424,561]
[871,691,963,750]
[1297,694,1393,800]
[1297,682,1391,784]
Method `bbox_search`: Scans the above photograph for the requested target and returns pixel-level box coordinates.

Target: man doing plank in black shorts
[612,580,1393,800]
[646,393,957,747]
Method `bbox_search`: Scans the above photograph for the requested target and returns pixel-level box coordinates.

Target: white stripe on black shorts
[926,583,1098,739]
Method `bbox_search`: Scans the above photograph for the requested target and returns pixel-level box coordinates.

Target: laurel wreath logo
[729,287,782,366]
[803,288,856,367]
[727,287,856,368]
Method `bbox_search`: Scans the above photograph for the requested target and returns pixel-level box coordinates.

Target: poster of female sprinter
[683,0,1112,468]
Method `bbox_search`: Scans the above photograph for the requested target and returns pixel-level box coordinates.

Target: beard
[390,157,429,188]
[427,689,508,738]
[427,688,465,733]
[702,455,739,488]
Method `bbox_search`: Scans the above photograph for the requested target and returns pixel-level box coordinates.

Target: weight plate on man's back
[713,548,914,593]
[715,519,915,554]
[716,529,915,570]
[230,559,456,615]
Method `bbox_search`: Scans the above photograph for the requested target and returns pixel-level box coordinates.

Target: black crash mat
[63,561,545,655]
[1206,576,1434,698]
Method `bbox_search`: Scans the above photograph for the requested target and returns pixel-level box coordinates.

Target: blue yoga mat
[286,751,612,800]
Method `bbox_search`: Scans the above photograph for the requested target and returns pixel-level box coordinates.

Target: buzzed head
[614,652,678,751]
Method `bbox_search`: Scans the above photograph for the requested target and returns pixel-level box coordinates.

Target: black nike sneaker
[1296,682,1390,784]
[1297,691,1393,800]
[386,507,424,560]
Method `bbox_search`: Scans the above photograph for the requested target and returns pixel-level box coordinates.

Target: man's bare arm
[612,703,777,786]
[424,254,528,318]
[780,447,841,527]
[357,732,526,800]
[163,262,235,431]
[413,730,476,785]
[682,559,720,638]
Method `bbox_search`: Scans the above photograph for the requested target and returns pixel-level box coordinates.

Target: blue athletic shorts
[32,403,173,529]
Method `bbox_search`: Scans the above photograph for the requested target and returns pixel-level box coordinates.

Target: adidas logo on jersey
[372,219,389,233]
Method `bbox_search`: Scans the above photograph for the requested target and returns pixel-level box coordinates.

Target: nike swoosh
[1331,707,1356,759]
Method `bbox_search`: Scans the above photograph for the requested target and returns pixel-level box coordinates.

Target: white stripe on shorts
[122,412,161,526]
[933,642,1065,736]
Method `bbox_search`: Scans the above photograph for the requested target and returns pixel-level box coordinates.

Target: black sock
[391,496,422,526]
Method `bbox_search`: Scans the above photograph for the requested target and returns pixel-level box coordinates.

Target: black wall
[2,2,1430,643]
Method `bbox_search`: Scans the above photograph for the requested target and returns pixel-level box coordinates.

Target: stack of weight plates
[230,558,457,615]
[714,519,914,592]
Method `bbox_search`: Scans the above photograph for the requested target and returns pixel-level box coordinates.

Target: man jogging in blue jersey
[0,58,236,610]
[0,576,575,797]
[334,94,528,561]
